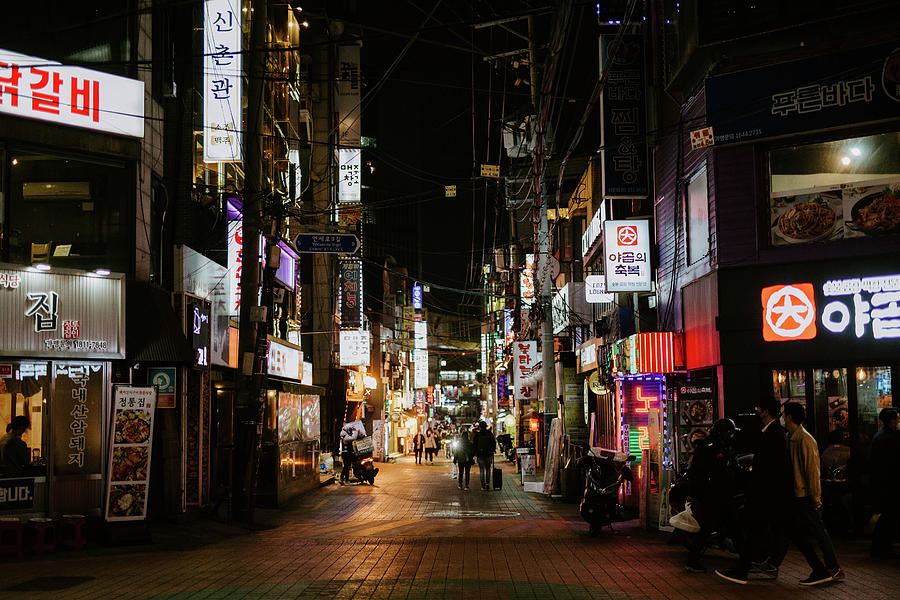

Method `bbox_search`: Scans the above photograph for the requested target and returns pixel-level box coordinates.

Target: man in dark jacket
[0,416,31,476]
[454,432,475,490]
[412,431,425,464]
[717,395,792,584]
[472,421,496,490]
[870,407,899,558]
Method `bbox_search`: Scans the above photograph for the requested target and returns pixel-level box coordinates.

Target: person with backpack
[472,421,496,491]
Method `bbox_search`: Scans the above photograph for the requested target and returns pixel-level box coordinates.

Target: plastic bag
[669,501,701,533]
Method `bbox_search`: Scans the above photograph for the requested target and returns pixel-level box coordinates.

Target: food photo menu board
[770,176,900,246]
[104,386,157,522]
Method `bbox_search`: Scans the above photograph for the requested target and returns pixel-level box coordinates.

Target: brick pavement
[0,455,898,599]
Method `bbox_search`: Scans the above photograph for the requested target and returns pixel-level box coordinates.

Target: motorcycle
[578,448,634,536]
[351,453,379,485]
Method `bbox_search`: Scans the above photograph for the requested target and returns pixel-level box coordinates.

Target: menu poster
[104,386,157,522]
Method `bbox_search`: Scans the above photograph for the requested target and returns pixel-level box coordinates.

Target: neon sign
[633,386,657,413]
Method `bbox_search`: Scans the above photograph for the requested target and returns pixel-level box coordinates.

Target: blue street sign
[293,233,360,254]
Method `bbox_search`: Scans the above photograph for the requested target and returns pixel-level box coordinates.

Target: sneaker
[685,562,707,574]
[829,567,845,581]
[715,569,748,585]
[751,559,779,579]
[799,571,831,586]
[464,486,469,491]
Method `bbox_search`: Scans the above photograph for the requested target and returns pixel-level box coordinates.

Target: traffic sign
[293,233,360,254]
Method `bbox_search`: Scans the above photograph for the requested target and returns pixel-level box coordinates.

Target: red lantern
[529,417,540,432]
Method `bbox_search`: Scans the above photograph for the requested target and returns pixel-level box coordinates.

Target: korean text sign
[105,386,157,522]
[0,48,143,138]
[203,0,242,161]
[337,148,362,203]
[53,363,104,476]
[603,220,652,292]
[339,260,363,328]
[513,341,538,400]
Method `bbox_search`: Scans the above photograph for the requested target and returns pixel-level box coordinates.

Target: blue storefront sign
[706,42,900,145]
[412,284,423,310]
[601,34,649,198]
[0,478,35,510]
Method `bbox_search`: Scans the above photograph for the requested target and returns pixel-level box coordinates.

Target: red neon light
[637,426,650,450]
[636,332,675,373]
[634,386,658,413]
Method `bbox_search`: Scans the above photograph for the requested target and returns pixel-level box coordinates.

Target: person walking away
[472,421,496,490]
[338,423,360,485]
[716,396,792,584]
[783,402,844,586]
[684,418,741,573]
[454,431,474,490]
[0,416,31,476]
[870,407,899,559]
[424,428,437,464]
[412,431,425,464]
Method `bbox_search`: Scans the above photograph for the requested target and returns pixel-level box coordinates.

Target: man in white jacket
[339,421,365,484]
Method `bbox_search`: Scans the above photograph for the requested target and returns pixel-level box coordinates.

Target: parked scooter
[352,453,379,485]
[578,448,634,536]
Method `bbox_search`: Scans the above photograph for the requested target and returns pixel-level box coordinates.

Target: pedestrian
[782,401,845,586]
[0,416,31,477]
[684,418,741,573]
[454,431,475,490]
[424,428,437,464]
[412,430,425,464]
[472,421,496,490]
[338,423,360,485]
[716,395,792,585]
[869,407,899,559]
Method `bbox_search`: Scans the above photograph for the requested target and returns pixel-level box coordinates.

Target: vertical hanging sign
[105,386,157,521]
[336,43,361,146]
[336,148,362,203]
[204,0,242,162]
[513,341,538,400]
[339,259,363,328]
[600,34,648,198]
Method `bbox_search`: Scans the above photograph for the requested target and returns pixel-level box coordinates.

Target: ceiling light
[850,147,862,156]
[840,156,851,166]
[35,263,51,271]
[94,269,111,276]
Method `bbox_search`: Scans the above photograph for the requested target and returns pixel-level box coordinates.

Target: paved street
[1,456,898,599]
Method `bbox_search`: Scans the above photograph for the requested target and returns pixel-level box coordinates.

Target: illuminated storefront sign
[611,332,681,375]
[585,274,615,303]
[513,341,538,400]
[412,284,423,310]
[226,216,243,315]
[0,266,124,359]
[0,48,144,138]
[267,338,302,379]
[762,273,900,342]
[339,259,363,328]
[414,349,429,389]
[581,206,606,257]
[339,329,369,366]
[414,321,428,349]
[520,253,536,307]
[337,148,362,203]
[603,220,651,292]
[617,375,665,463]
[203,0,242,161]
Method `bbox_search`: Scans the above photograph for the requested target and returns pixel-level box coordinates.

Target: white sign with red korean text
[203,0,242,161]
[514,341,538,400]
[0,49,144,138]
[226,219,243,315]
[689,126,715,150]
[603,220,652,292]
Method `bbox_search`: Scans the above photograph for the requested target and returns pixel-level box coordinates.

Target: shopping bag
[669,502,701,533]
[450,462,458,479]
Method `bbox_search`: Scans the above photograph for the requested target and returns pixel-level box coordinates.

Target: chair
[59,514,87,550]
[30,242,52,264]
[0,517,23,559]
[27,517,56,555]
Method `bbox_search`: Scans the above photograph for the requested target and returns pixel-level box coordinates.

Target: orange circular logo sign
[761,283,817,342]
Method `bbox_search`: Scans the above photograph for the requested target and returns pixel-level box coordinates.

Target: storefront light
[94,269,111,276]
[35,263,51,271]
[363,374,378,390]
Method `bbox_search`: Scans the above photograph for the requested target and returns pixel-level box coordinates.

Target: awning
[126,281,193,363]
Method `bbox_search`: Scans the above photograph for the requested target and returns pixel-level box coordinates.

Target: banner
[105,386,157,522]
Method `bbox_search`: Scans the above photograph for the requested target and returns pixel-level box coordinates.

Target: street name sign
[294,233,360,254]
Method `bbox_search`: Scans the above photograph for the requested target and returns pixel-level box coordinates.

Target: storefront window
[813,368,849,447]
[0,361,49,475]
[768,131,900,247]
[772,369,806,406]
[6,152,131,273]
[856,366,893,449]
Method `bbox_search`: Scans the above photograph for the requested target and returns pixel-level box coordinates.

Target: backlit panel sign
[412,284,423,310]
[520,253,536,308]
[267,339,302,379]
[0,49,144,138]
[203,0,242,161]
[414,348,428,388]
[585,274,615,303]
[603,220,651,292]
[337,148,362,203]
[762,273,900,342]
[339,329,370,366]
[339,259,363,328]
[513,341,537,400]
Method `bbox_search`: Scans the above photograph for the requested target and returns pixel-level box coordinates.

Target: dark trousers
[687,498,737,565]
[791,497,839,573]
[414,449,423,464]
[735,505,791,573]
[425,448,435,462]
[871,500,898,555]
[477,456,491,489]
[458,463,471,488]
[340,451,354,482]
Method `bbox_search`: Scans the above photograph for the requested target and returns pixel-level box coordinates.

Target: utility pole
[233,0,268,524]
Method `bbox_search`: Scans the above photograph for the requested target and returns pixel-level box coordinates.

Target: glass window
[6,152,131,273]
[768,131,900,246]
[0,361,49,475]
[813,368,849,446]
[856,366,893,449]
[773,368,806,406]
[687,166,710,264]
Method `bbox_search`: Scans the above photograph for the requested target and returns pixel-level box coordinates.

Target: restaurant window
[0,361,49,476]
[768,130,900,247]
[856,366,893,449]
[5,152,131,274]
[772,368,806,407]
[812,368,849,447]
[686,166,710,264]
